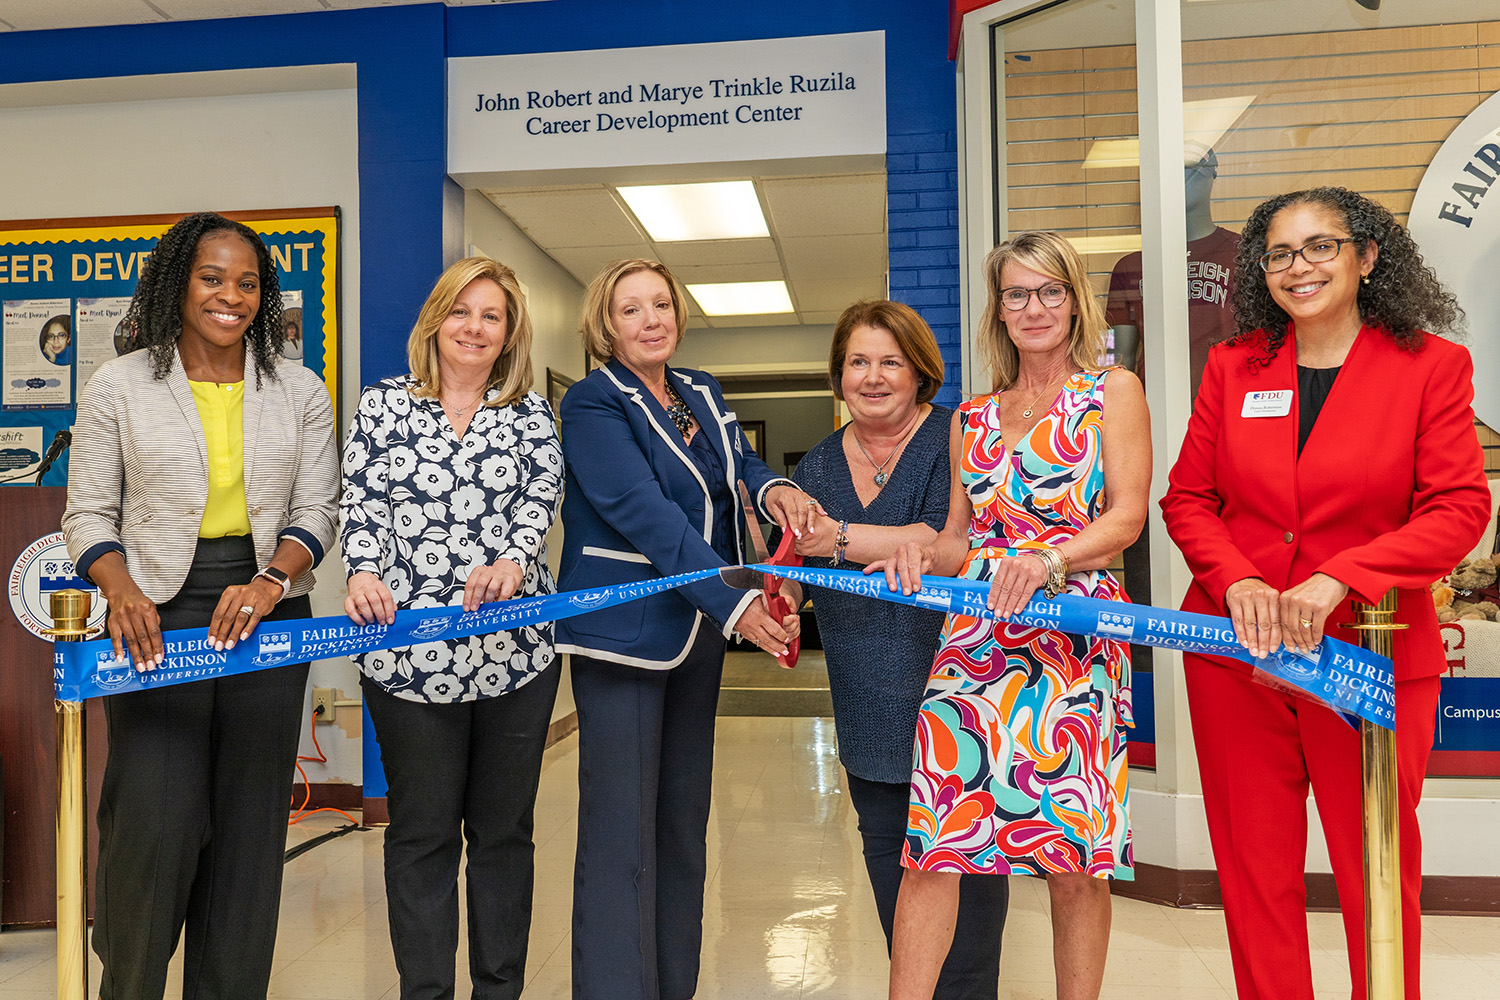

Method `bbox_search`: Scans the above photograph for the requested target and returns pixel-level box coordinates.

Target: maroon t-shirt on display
[1105,226,1240,399]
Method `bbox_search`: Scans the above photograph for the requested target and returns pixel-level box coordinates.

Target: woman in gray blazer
[62,212,338,1000]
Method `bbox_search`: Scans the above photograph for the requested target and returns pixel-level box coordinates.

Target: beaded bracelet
[833,520,850,563]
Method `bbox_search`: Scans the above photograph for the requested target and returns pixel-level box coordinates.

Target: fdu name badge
[1242,389,1293,418]
[9,532,109,640]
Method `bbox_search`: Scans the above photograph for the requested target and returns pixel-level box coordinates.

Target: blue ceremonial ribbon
[52,568,722,702]
[751,564,1397,731]
[52,559,1398,732]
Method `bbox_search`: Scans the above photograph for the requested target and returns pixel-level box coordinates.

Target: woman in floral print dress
[340,256,562,1000]
[879,231,1151,1000]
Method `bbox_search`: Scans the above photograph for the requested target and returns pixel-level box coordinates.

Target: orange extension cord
[288,703,361,828]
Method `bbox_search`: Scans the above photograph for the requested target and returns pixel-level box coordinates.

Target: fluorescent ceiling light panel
[687,280,794,316]
[1082,95,1256,169]
[617,181,769,242]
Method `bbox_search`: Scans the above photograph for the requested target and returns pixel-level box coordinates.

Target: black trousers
[570,628,726,1000]
[363,660,561,1000]
[94,536,311,1000]
[844,771,1009,999]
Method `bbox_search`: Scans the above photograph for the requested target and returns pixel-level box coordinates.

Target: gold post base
[1352,591,1405,1000]
[48,588,93,1000]
[55,700,87,1000]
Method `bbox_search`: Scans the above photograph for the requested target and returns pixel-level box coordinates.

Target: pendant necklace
[443,385,488,419]
[663,381,694,440]
[851,413,921,488]
[1016,372,1069,419]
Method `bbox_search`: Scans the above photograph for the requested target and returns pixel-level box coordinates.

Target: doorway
[475,168,888,716]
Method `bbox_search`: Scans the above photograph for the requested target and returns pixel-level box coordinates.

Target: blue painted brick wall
[887,131,963,407]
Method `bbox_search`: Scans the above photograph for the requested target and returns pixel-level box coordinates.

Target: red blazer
[1161,324,1490,681]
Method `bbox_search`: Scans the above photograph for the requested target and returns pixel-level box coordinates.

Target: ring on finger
[1299,617,1314,627]
[239,604,256,616]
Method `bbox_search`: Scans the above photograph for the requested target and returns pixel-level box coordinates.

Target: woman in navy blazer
[558,258,817,1000]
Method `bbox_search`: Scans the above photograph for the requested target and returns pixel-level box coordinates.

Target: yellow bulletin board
[0,207,342,485]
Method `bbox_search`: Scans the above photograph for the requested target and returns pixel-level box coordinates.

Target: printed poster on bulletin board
[0,207,341,486]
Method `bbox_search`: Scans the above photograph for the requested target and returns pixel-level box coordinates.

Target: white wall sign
[447,31,886,179]
[1409,92,1500,429]
[75,296,131,392]
[0,424,42,484]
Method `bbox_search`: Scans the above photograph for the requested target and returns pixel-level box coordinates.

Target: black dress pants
[94,536,311,1000]
[363,659,561,1000]
[844,771,1009,999]
[570,627,725,1000]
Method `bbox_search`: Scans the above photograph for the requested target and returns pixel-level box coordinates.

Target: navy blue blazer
[556,360,794,669]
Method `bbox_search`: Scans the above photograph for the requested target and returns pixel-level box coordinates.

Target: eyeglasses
[1258,238,1355,273]
[999,283,1071,311]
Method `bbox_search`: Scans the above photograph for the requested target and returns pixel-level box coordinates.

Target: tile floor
[2,716,1496,999]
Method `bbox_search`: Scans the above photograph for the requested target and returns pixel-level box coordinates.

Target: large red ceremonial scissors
[738,485,803,668]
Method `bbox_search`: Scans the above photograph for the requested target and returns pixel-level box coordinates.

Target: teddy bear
[1440,560,1500,620]
[1450,557,1498,594]
[1437,558,1500,622]
[1433,582,1458,623]
[1451,599,1497,622]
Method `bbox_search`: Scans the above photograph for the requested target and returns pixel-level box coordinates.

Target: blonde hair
[407,256,534,407]
[580,258,688,362]
[829,300,945,405]
[976,231,1106,392]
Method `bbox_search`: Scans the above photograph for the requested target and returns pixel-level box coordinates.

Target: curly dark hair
[123,212,284,385]
[1231,187,1463,366]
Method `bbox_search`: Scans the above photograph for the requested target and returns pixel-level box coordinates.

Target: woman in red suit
[1161,186,1489,1000]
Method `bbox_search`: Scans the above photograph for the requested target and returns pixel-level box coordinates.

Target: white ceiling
[482,175,887,328]
[0,0,550,32]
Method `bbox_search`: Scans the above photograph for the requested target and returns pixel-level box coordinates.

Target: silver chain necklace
[851,414,920,488]
[443,385,488,418]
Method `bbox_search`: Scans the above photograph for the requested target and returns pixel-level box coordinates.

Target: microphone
[35,429,71,485]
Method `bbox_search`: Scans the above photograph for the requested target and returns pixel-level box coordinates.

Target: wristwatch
[256,566,291,600]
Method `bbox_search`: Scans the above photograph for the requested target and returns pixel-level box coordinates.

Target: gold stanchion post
[45,589,93,1000]
[1349,590,1406,1000]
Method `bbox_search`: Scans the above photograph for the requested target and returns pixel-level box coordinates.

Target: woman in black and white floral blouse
[339,256,562,1000]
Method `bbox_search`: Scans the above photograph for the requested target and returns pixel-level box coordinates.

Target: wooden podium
[0,486,107,927]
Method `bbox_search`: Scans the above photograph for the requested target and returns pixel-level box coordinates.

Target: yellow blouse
[188,380,252,538]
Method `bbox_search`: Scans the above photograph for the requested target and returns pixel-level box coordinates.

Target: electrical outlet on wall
[311,687,335,722]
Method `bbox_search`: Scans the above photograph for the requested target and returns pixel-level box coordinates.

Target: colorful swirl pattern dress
[904,369,1133,880]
